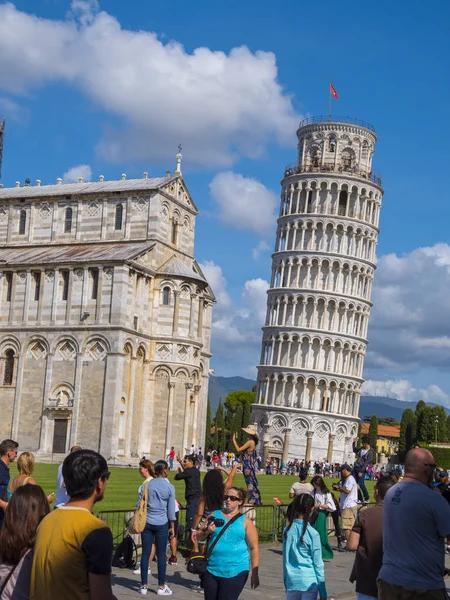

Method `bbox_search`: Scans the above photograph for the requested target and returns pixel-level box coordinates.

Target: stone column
[172,290,180,335]
[282,428,292,464]
[138,365,153,456]
[69,353,83,447]
[37,269,45,324]
[197,297,204,339]
[182,383,193,454]
[124,357,137,457]
[8,272,17,323]
[192,385,201,448]
[95,267,104,324]
[262,423,271,467]
[189,293,197,337]
[305,431,314,462]
[50,270,58,324]
[22,270,31,322]
[165,381,176,455]
[65,269,74,324]
[11,352,25,440]
[327,434,335,463]
[99,352,124,459]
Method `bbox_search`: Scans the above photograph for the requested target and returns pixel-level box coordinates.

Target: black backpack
[112,535,137,569]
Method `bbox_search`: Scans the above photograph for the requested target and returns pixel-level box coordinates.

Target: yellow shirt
[31,506,113,600]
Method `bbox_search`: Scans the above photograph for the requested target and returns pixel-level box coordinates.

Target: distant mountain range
[208,376,447,421]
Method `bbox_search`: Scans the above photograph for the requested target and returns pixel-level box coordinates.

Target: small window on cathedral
[19,210,26,235]
[162,286,171,306]
[64,207,73,233]
[329,136,336,152]
[61,271,69,301]
[3,349,14,385]
[5,273,12,302]
[33,272,41,301]
[134,316,138,330]
[115,204,123,230]
[90,269,99,300]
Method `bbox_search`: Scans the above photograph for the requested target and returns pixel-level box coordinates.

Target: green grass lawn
[31,463,377,511]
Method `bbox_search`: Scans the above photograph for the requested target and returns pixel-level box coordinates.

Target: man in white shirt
[333,463,358,541]
[55,445,81,507]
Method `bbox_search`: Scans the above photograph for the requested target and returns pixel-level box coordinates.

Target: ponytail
[284,493,315,543]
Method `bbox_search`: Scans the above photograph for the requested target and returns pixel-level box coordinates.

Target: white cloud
[0,3,299,167]
[366,243,450,376]
[200,261,269,377]
[0,97,28,123]
[63,164,92,183]
[362,379,450,406]
[210,172,278,235]
[252,240,271,260]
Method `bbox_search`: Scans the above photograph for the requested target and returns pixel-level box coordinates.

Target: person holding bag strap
[195,487,259,600]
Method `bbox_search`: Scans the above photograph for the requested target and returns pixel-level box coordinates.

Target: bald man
[378,448,450,600]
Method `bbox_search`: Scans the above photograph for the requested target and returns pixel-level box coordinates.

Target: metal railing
[98,502,375,548]
[283,162,382,186]
[298,116,376,132]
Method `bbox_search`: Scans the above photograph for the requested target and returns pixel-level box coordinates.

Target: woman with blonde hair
[232,425,262,505]
[7,453,54,504]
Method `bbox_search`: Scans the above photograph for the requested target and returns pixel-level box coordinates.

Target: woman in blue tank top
[196,486,260,600]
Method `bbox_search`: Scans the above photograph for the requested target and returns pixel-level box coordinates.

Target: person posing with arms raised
[283,493,327,600]
[0,439,18,525]
[310,476,335,560]
[137,460,175,596]
[347,475,396,600]
[378,448,450,600]
[0,485,50,599]
[174,453,201,536]
[352,436,374,504]
[232,425,262,505]
[31,449,117,600]
[196,487,259,600]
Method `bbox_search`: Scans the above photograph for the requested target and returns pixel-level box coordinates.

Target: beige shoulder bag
[128,482,148,534]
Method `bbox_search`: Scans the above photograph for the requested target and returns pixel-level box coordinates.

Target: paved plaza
[112,545,360,600]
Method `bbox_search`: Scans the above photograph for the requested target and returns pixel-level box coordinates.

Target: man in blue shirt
[0,438,19,524]
[379,448,450,599]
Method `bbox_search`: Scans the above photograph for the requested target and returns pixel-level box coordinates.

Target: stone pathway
[112,545,358,599]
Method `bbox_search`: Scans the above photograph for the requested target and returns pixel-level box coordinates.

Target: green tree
[225,390,255,412]
[399,408,417,461]
[357,421,363,446]
[215,400,225,453]
[368,415,378,454]
[242,400,252,430]
[417,405,434,442]
[415,399,426,417]
[213,421,218,451]
[205,397,212,451]
[446,415,450,442]
[431,405,447,442]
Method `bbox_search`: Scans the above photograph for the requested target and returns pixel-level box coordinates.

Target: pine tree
[368,415,378,456]
[431,405,447,442]
[215,400,225,453]
[415,399,426,417]
[205,397,212,451]
[399,408,417,461]
[447,415,450,442]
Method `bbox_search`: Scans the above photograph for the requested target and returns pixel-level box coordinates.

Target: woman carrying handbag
[195,487,259,600]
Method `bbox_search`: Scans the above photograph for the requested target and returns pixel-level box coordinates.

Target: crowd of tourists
[1,429,450,600]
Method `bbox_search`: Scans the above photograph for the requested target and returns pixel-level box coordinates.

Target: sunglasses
[425,463,437,468]
[224,495,241,502]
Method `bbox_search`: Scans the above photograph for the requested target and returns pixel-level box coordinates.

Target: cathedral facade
[0,161,214,462]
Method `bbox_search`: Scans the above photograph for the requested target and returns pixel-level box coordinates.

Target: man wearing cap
[333,464,358,545]
[174,453,201,536]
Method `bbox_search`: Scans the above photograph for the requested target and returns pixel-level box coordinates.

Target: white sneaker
[157,585,172,596]
[133,566,151,575]
[139,586,148,595]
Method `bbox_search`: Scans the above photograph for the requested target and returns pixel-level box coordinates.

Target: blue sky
[1,0,450,405]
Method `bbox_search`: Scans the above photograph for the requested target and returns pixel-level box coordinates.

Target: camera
[207,515,225,527]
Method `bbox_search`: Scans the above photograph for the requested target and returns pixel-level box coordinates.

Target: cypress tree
[205,397,212,451]
[447,415,450,442]
[242,400,252,430]
[399,408,417,461]
[215,400,225,453]
[368,415,378,457]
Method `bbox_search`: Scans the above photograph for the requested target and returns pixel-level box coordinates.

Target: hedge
[418,442,450,469]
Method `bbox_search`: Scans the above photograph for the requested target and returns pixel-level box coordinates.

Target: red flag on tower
[330,81,338,99]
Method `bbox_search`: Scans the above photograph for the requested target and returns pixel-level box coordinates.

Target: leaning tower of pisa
[253,116,383,465]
